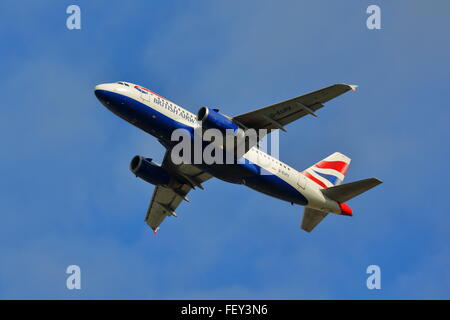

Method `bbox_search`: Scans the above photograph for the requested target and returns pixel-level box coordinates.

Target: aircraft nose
[94,83,115,103]
[94,83,108,96]
[95,83,111,90]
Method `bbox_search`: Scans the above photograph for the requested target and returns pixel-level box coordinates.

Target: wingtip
[373,177,383,184]
[367,177,383,186]
[336,83,358,92]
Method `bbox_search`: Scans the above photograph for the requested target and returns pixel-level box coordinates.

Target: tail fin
[303,152,351,189]
[321,177,383,203]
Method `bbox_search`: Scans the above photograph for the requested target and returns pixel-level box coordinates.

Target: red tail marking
[315,161,349,175]
[304,172,328,188]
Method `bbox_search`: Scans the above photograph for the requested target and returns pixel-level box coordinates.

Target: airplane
[94,81,382,233]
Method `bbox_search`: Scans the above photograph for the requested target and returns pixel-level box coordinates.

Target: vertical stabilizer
[303,152,351,189]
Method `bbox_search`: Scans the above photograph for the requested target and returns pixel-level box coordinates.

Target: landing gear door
[297,172,308,189]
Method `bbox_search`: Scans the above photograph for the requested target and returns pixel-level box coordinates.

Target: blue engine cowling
[130,155,171,186]
[197,107,239,133]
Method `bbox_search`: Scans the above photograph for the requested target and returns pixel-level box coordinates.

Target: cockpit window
[116,81,130,87]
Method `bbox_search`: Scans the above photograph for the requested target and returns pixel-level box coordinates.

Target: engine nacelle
[197,107,239,134]
[130,155,171,186]
[197,107,257,157]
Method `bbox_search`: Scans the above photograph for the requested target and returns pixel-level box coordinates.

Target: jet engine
[197,107,257,158]
[197,107,239,134]
[130,155,171,186]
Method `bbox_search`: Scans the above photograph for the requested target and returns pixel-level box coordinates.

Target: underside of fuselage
[95,89,308,206]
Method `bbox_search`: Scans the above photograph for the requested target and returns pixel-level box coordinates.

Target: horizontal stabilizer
[321,177,382,203]
[301,208,328,232]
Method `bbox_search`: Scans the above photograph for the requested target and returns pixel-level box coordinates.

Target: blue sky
[1,0,449,299]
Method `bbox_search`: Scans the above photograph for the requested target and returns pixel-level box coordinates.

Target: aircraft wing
[233,84,357,131]
[145,150,213,232]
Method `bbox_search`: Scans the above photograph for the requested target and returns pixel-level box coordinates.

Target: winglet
[348,84,358,92]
